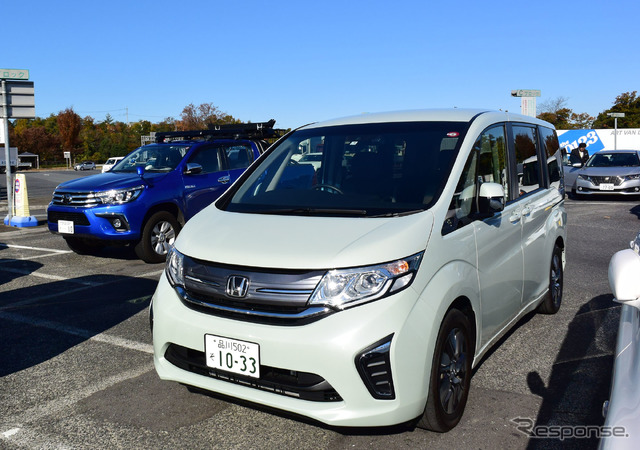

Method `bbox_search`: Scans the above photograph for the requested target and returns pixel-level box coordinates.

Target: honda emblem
[226,276,249,298]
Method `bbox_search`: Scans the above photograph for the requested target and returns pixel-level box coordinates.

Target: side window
[188,147,221,174]
[539,126,562,190]
[442,124,508,235]
[225,145,254,170]
[512,125,541,196]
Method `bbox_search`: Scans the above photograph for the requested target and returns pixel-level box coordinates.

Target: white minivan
[151,109,567,431]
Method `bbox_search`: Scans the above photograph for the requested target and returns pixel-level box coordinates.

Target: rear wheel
[134,211,180,263]
[418,308,473,432]
[537,244,563,314]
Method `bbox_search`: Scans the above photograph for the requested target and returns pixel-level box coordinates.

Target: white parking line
[0,311,154,354]
[1,244,72,254]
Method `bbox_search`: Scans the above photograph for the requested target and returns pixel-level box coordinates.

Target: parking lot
[0,173,638,449]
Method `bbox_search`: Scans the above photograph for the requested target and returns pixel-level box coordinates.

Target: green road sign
[0,69,29,80]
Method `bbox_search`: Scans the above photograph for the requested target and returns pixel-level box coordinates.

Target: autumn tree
[537,97,594,129]
[57,108,82,157]
[177,103,239,130]
[592,91,640,128]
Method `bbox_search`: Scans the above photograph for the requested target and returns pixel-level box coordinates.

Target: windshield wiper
[369,209,426,218]
[258,208,368,216]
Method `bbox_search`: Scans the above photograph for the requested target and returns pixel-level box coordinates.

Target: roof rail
[154,119,281,143]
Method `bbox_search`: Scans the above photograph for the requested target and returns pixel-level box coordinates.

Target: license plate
[205,334,260,378]
[599,183,614,191]
[58,220,74,234]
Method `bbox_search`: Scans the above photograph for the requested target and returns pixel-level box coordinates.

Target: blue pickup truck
[47,121,279,262]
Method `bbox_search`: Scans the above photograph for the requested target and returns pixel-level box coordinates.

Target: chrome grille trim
[587,175,623,186]
[176,286,331,320]
[52,190,101,207]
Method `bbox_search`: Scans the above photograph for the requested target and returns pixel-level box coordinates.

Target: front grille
[48,210,90,226]
[165,343,342,402]
[587,176,623,186]
[177,257,332,325]
[52,190,101,206]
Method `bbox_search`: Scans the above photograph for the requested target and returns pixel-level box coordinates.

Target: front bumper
[47,203,142,241]
[152,272,436,427]
[575,178,640,195]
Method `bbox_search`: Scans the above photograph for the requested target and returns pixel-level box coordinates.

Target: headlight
[166,247,185,287]
[577,174,589,181]
[309,253,423,309]
[624,174,640,181]
[95,185,144,204]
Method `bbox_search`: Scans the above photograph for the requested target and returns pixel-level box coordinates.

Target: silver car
[569,150,640,197]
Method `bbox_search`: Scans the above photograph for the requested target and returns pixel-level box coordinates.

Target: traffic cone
[8,173,37,227]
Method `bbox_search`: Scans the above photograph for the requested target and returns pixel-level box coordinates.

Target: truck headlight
[309,253,423,309]
[95,185,144,204]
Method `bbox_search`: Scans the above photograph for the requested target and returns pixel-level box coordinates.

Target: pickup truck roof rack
[154,119,281,143]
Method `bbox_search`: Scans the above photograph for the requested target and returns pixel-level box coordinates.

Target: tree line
[7,103,240,166]
[7,92,640,167]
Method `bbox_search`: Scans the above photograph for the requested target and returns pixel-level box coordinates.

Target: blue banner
[558,129,605,153]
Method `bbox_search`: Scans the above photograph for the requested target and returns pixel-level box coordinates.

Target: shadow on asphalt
[526,294,619,450]
[0,274,156,377]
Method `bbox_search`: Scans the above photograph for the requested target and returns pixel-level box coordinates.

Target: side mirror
[137,166,145,177]
[609,249,640,310]
[184,163,202,175]
[478,182,505,215]
[572,162,583,168]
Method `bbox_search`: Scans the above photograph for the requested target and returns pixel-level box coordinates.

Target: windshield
[112,144,190,173]
[224,121,467,217]
[586,152,640,168]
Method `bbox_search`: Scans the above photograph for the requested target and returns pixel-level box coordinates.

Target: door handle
[521,206,532,217]
[509,212,521,224]
[218,175,230,184]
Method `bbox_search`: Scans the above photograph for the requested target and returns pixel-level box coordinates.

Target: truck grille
[51,190,101,206]
[47,211,90,226]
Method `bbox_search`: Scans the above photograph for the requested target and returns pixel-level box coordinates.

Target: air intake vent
[356,334,395,400]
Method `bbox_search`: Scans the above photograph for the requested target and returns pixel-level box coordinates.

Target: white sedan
[602,232,640,448]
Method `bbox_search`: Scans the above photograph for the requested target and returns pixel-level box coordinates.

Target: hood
[57,171,168,191]
[176,208,434,270]
[579,166,640,177]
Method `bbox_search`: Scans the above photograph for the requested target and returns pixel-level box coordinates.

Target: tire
[418,308,473,432]
[537,244,563,314]
[63,237,105,255]
[134,211,181,263]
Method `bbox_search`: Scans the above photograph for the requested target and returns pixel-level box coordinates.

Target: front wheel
[537,244,563,314]
[418,308,473,432]
[134,211,181,263]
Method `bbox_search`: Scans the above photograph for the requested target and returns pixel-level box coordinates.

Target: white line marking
[1,428,21,438]
[0,244,72,254]
[0,311,154,354]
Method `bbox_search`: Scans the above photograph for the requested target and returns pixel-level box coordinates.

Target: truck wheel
[537,244,563,314]
[64,237,104,255]
[418,308,473,432]
[135,211,180,263]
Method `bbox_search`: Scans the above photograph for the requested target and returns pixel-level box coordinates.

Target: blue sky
[4,0,639,130]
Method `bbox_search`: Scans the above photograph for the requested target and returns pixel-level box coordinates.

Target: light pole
[607,112,625,150]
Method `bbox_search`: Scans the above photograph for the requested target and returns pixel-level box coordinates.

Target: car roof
[595,149,639,153]
[299,108,550,129]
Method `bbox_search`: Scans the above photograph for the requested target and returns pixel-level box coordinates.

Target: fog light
[578,187,583,191]
[635,187,639,192]
[113,218,122,228]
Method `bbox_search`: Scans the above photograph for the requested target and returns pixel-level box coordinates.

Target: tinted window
[539,126,562,189]
[188,146,222,174]
[225,122,469,217]
[512,125,541,196]
[225,145,254,170]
